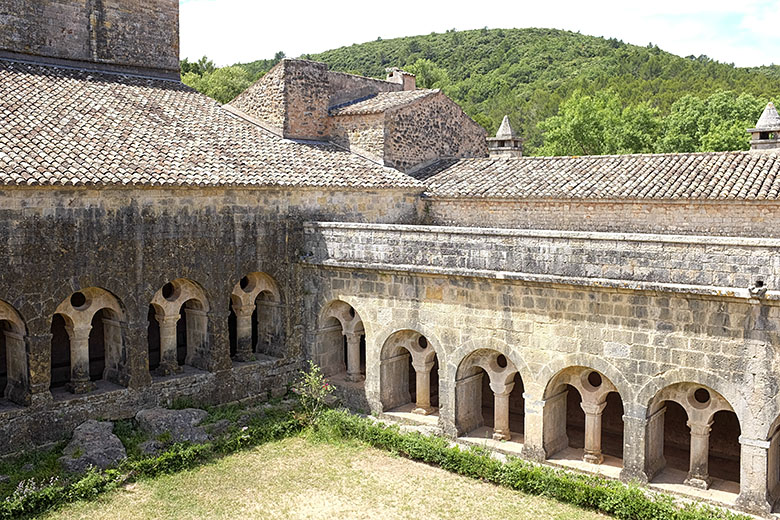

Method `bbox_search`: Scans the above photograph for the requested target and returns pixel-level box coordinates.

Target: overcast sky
[179,0,780,68]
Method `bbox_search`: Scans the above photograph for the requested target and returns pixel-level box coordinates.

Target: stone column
[345,332,364,382]
[65,324,93,394]
[233,303,255,362]
[684,419,713,489]
[581,400,608,464]
[155,314,180,375]
[735,437,772,514]
[27,333,53,406]
[490,380,515,441]
[412,359,435,415]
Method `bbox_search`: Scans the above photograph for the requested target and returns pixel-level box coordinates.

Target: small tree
[292,361,333,426]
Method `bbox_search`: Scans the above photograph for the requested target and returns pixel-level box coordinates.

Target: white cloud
[179,0,780,67]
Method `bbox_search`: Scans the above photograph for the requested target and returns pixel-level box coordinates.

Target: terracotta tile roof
[329,89,438,116]
[414,152,780,200]
[0,59,421,189]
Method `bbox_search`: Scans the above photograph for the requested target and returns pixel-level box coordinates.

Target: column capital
[232,304,255,318]
[412,360,435,373]
[65,324,92,342]
[581,401,608,416]
[490,380,515,397]
[739,436,771,449]
[155,313,180,327]
[687,419,713,437]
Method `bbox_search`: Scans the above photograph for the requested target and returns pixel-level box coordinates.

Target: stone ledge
[305,221,780,248]
[304,259,780,302]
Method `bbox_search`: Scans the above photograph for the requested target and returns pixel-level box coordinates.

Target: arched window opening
[315,301,364,383]
[88,309,107,382]
[662,400,691,474]
[230,274,283,362]
[602,391,624,460]
[50,314,70,389]
[565,384,586,451]
[709,410,740,486]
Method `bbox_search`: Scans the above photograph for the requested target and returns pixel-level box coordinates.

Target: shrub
[291,361,333,425]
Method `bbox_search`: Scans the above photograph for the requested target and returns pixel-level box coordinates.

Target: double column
[490,380,515,441]
[64,324,94,394]
[155,314,180,375]
[684,419,713,489]
[233,303,255,362]
[411,359,436,415]
[345,332,364,382]
[581,400,608,464]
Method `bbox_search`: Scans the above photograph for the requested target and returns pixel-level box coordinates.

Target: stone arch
[637,369,749,433]
[51,287,127,394]
[0,299,28,405]
[449,337,532,388]
[537,353,633,405]
[542,365,625,466]
[379,329,440,415]
[315,300,365,380]
[645,380,741,490]
[454,347,524,441]
[229,272,284,361]
[149,278,210,374]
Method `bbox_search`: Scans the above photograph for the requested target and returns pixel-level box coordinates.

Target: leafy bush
[291,361,334,426]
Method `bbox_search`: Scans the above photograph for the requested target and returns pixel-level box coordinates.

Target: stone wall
[385,93,488,172]
[0,186,420,453]
[329,114,385,160]
[427,198,780,238]
[0,0,179,77]
[305,222,780,294]
[302,220,780,512]
[327,70,401,109]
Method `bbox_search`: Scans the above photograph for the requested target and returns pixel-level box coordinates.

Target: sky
[179,0,780,68]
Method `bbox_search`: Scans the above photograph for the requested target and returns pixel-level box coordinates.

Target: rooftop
[0,58,421,189]
[329,89,438,116]
[414,151,780,200]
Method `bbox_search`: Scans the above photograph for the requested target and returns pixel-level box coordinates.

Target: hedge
[316,409,750,520]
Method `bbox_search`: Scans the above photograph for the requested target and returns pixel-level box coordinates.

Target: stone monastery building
[3,0,780,514]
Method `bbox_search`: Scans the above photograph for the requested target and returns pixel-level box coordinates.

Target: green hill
[187,28,780,155]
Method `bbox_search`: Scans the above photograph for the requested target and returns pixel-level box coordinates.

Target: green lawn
[44,436,608,520]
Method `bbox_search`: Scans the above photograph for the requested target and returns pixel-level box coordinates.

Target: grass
[42,436,608,520]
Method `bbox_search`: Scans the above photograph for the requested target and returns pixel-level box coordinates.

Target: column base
[492,430,511,441]
[234,350,256,363]
[346,373,365,383]
[684,475,712,490]
[67,380,95,394]
[583,451,604,465]
[412,405,435,416]
[154,362,182,377]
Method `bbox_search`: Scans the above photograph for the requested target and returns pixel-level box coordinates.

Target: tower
[748,102,780,151]
[487,115,524,158]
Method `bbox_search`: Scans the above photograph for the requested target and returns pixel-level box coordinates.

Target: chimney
[487,115,524,158]
[386,67,416,91]
[0,0,180,79]
[748,102,780,151]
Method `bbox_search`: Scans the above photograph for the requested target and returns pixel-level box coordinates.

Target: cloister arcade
[315,300,366,383]
[228,272,284,361]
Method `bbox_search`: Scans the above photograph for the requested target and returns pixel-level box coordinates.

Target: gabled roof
[414,152,780,200]
[0,58,421,189]
[329,89,438,116]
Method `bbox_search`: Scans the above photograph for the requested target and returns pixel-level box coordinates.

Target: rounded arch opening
[51,288,126,394]
[229,273,284,362]
[315,300,365,383]
[379,330,440,417]
[0,300,27,406]
[149,279,210,375]
[455,348,523,444]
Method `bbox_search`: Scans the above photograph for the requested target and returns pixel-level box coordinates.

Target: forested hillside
[183,28,780,156]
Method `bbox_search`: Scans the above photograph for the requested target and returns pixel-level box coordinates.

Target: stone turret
[487,115,523,158]
[748,102,780,151]
[386,68,416,91]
